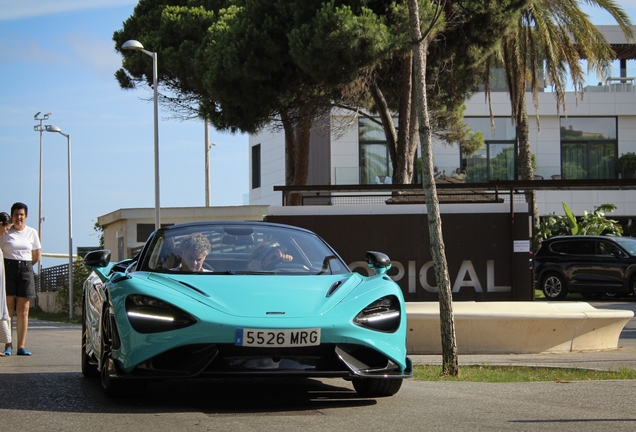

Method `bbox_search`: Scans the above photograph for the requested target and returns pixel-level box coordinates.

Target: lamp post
[44,125,73,320]
[122,39,161,230]
[204,119,216,207]
[33,112,51,299]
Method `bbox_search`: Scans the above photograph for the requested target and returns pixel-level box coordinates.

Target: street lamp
[33,111,51,299]
[204,118,216,207]
[44,125,73,320]
[122,39,161,230]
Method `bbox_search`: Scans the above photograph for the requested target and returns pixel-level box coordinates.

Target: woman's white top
[0,225,41,261]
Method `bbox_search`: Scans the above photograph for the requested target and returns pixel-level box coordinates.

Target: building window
[359,117,393,184]
[137,223,173,243]
[560,117,617,179]
[462,117,517,182]
[251,144,261,189]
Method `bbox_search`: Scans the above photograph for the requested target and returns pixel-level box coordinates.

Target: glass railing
[333,165,571,183]
[531,166,562,180]
[478,66,636,93]
[332,167,360,185]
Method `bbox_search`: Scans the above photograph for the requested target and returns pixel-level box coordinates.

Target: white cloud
[0,31,120,77]
[0,0,137,21]
[0,37,64,65]
[66,33,121,76]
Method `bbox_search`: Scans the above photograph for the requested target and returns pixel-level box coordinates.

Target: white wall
[249,129,285,206]
[331,114,360,184]
[249,90,636,217]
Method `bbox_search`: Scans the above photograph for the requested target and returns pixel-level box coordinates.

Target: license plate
[235,328,321,347]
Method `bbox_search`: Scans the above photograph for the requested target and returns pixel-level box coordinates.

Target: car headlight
[126,295,196,334]
[353,295,401,332]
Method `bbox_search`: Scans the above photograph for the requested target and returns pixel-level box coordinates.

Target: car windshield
[614,237,636,256]
[139,223,350,275]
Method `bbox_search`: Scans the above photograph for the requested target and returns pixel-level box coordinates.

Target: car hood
[144,272,364,318]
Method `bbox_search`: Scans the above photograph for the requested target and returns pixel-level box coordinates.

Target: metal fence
[274,178,636,207]
[300,190,528,206]
[35,263,69,293]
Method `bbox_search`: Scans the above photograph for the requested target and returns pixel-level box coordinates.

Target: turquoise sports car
[81,221,411,397]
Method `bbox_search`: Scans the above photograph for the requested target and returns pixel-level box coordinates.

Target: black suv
[534,235,636,300]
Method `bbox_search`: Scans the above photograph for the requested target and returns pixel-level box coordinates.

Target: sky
[0,1,248,268]
[1,1,636,269]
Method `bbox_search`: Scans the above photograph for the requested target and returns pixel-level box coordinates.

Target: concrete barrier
[37,291,62,314]
[406,301,634,354]
[37,290,632,354]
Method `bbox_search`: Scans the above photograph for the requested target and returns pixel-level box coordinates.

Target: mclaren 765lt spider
[81,221,411,397]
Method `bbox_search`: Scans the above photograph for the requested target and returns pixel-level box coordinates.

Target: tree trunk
[372,55,418,185]
[370,81,398,170]
[394,54,415,185]
[281,106,314,206]
[408,0,458,376]
[516,96,540,247]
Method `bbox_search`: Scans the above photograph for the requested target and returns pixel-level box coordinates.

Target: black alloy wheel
[99,303,146,398]
[541,273,568,300]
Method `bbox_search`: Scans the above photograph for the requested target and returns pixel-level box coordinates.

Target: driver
[247,242,293,271]
[175,233,212,272]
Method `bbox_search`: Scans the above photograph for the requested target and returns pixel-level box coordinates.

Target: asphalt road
[0,301,635,432]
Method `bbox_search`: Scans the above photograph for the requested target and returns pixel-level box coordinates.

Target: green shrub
[55,258,90,315]
[535,202,623,243]
[617,152,636,173]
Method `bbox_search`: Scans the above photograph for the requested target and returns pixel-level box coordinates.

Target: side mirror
[84,250,111,268]
[366,251,392,275]
[611,249,626,258]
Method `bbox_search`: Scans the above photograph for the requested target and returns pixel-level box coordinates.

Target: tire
[352,378,403,398]
[631,276,636,297]
[541,273,568,300]
[99,304,146,398]
[604,292,620,299]
[99,304,120,397]
[81,299,99,378]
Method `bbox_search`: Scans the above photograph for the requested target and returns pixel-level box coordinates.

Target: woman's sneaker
[16,348,32,356]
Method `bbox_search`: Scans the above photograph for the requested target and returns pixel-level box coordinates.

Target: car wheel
[352,378,403,397]
[631,276,636,296]
[81,299,99,378]
[99,304,146,398]
[604,292,620,299]
[99,304,121,397]
[541,273,567,300]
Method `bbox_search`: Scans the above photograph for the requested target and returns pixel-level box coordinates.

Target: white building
[248,26,636,219]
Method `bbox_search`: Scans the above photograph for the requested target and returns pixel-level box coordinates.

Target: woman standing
[0,212,13,356]
[0,203,41,356]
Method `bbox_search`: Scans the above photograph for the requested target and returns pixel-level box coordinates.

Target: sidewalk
[411,304,636,370]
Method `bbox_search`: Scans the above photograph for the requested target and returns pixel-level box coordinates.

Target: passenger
[174,233,212,272]
[248,242,293,271]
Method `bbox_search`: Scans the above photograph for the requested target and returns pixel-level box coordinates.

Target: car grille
[131,343,396,379]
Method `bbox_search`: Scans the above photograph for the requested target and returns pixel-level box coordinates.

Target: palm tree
[484,0,633,245]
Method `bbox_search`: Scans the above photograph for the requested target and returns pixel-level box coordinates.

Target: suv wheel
[542,273,567,300]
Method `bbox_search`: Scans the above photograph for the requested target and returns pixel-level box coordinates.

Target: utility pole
[33,111,51,300]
